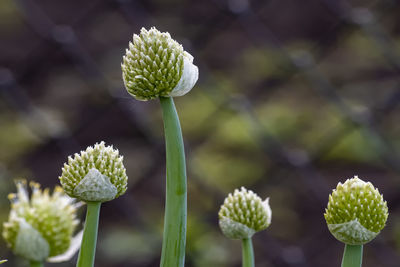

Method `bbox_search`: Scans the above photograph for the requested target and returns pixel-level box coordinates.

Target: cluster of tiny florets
[59,141,127,201]
[219,187,271,239]
[122,27,184,100]
[324,176,388,244]
[2,180,79,260]
[324,176,388,232]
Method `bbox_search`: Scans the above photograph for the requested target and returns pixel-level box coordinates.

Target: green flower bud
[2,181,80,262]
[59,141,128,202]
[121,27,198,101]
[324,175,388,245]
[218,187,272,239]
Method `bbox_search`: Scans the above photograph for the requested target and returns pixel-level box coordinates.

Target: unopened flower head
[121,27,198,101]
[218,187,271,239]
[59,141,128,202]
[324,175,388,245]
[2,180,79,262]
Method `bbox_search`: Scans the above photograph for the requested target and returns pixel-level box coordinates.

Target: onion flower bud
[2,181,80,262]
[59,141,128,203]
[218,187,272,239]
[324,175,388,245]
[121,27,198,101]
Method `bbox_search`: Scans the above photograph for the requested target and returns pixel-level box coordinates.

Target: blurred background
[1,0,400,266]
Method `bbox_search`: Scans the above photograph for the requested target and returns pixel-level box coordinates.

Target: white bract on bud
[218,187,272,239]
[121,27,198,101]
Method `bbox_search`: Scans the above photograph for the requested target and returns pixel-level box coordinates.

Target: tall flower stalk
[159,97,187,266]
[76,202,101,267]
[29,262,43,267]
[341,244,363,267]
[121,27,198,266]
[241,238,255,267]
[59,141,128,267]
[218,187,272,267]
[324,176,388,267]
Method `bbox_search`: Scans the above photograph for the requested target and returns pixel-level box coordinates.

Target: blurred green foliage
[1,0,400,266]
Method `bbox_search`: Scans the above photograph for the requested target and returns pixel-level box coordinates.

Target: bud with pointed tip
[218,187,272,240]
[59,141,128,202]
[2,180,80,262]
[121,27,199,101]
[324,175,388,245]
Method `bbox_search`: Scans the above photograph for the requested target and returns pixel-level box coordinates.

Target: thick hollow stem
[30,261,44,267]
[341,244,363,267]
[76,201,101,267]
[242,238,255,267]
[159,97,187,267]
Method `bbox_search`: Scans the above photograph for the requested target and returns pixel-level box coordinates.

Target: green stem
[341,244,363,267]
[30,261,43,267]
[159,97,187,267]
[76,201,101,267]
[242,238,255,267]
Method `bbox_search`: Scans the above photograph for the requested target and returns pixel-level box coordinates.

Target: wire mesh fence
[1,0,400,266]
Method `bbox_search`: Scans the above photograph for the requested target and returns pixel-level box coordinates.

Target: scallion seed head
[2,181,79,262]
[324,175,388,245]
[59,141,128,202]
[218,187,272,239]
[121,27,198,101]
